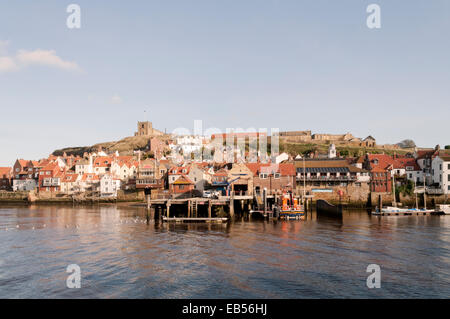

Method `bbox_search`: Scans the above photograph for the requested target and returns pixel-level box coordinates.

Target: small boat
[372,206,434,216]
[434,204,450,215]
[279,193,305,220]
[316,200,342,217]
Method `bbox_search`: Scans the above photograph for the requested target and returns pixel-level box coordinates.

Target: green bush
[396,180,415,197]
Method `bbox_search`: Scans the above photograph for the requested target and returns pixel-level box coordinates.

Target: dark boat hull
[316,200,343,216]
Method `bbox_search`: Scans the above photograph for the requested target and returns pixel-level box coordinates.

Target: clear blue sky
[1,1,449,166]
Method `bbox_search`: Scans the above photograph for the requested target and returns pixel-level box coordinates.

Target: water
[0,204,449,298]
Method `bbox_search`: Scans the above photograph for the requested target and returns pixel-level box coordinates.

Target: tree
[445,145,450,150]
[396,139,416,149]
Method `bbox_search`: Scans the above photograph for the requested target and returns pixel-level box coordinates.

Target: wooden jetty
[162,216,228,223]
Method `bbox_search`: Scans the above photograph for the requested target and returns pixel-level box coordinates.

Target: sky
[1,0,449,166]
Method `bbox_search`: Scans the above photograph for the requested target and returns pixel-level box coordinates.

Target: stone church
[134,121,164,136]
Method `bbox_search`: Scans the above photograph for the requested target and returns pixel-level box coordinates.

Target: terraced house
[246,163,296,195]
[0,167,12,191]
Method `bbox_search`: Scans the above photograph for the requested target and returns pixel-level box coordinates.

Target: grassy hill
[53,134,413,158]
[52,135,170,157]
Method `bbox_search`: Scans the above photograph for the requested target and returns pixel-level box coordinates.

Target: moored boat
[279,193,305,220]
[372,206,435,216]
[434,204,450,215]
[316,199,342,217]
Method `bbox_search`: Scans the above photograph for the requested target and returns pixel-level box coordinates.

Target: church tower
[328,143,337,159]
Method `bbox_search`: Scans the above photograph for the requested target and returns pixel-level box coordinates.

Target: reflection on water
[0,205,449,298]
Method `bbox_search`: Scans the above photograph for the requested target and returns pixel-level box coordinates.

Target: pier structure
[145,189,310,222]
[147,192,255,223]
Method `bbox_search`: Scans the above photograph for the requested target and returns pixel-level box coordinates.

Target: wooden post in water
[188,200,191,218]
[378,194,382,211]
[166,200,171,218]
[229,191,235,219]
[208,200,212,218]
[263,188,267,215]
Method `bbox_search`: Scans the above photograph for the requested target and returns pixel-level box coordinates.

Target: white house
[75,157,93,175]
[12,179,37,191]
[60,173,81,194]
[100,174,121,197]
[432,155,450,194]
[79,173,100,192]
[187,164,206,192]
[328,144,337,159]
[111,161,137,181]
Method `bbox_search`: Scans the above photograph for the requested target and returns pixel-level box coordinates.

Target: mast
[303,156,306,203]
[392,167,396,207]
[415,179,418,209]
[424,173,427,210]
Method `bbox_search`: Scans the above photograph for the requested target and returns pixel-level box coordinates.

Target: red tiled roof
[81,173,99,182]
[173,175,194,185]
[94,157,113,167]
[0,167,12,177]
[41,162,60,172]
[169,166,190,175]
[61,173,78,183]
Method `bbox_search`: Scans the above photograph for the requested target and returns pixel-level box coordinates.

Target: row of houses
[1,143,449,199]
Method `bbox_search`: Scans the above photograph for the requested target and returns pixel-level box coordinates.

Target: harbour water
[0,205,449,298]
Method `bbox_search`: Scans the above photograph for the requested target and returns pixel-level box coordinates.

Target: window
[448,164,450,170]
[448,174,450,182]
[259,173,268,179]
[274,173,280,179]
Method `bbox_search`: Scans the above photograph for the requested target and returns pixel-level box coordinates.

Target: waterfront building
[431,155,450,194]
[227,163,254,195]
[170,175,195,197]
[362,154,393,193]
[296,158,370,187]
[135,158,164,190]
[60,172,81,194]
[38,162,65,193]
[246,163,296,195]
[79,173,100,192]
[100,174,121,198]
[0,167,12,191]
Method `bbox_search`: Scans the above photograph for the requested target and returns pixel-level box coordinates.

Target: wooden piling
[208,200,212,218]
[229,191,235,219]
[166,200,171,218]
[188,200,191,218]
